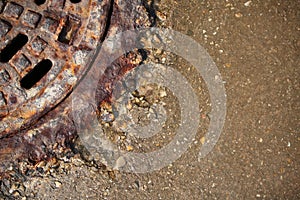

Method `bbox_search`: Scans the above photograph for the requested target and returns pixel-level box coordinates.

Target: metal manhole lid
[0,0,111,137]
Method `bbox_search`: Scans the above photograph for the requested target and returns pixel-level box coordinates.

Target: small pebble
[159,90,167,97]
[244,1,252,7]
[126,145,134,151]
[200,137,205,145]
[55,181,62,188]
[156,11,166,21]
[235,13,243,18]
[225,63,231,68]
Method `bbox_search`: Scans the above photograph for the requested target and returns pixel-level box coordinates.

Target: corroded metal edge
[0,0,112,137]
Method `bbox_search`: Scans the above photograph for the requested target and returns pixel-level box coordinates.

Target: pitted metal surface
[0,0,111,137]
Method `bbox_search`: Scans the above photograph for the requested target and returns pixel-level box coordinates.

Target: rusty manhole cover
[0,0,111,137]
[0,0,155,197]
[0,0,153,182]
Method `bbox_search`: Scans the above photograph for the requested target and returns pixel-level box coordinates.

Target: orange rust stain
[71,64,79,75]
[22,109,37,119]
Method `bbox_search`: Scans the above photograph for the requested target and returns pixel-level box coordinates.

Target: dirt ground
[4,0,299,199]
